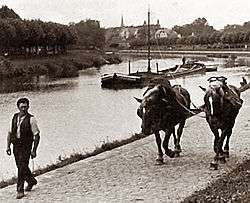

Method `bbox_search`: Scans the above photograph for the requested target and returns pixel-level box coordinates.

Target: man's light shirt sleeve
[30,117,40,136]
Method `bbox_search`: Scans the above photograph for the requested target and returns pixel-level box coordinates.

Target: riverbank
[0,50,122,79]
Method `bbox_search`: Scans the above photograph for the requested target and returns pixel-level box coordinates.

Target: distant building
[105,15,178,48]
[119,27,131,39]
[155,28,178,39]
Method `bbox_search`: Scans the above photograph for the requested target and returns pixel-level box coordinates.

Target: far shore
[0,49,122,79]
[118,49,250,57]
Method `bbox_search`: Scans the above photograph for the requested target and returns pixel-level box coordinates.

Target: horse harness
[208,77,243,108]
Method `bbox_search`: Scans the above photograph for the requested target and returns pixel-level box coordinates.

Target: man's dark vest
[11,113,34,147]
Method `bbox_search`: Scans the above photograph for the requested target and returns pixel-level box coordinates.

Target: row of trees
[178,31,250,46]
[0,6,106,56]
[149,31,250,46]
[0,18,77,56]
[130,31,250,48]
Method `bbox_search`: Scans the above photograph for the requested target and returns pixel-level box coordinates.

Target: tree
[24,20,44,54]
[137,26,148,40]
[0,19,16,53]
[221,33,231,44]
[73,19,105,49]
[8,19,29,54]
[173,17,215,37]
[243,31,250,43]
[238,31,246,43]
[0,5,20,19]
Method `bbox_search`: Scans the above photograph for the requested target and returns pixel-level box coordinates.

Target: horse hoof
[210,162,218,170]
[175,146,182,153]
[166,150,175,158]
[174,151,180,157]
[155,158,164,165]
[223,151,229,158]
[219,156,226,164]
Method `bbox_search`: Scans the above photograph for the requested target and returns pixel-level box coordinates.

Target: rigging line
[155,38,184,103]
[155,37,200,115]
[155,37,179,83]
[153,11,187,100]
[155,38,187,106]
[148,8,179,84]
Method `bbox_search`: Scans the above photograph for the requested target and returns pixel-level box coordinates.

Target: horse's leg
[172,128,180,157]
[223,128,233,158]
[215,129,227,164]
[163,128,175,158]
[174,120,186,156]
[173,126,177,147]
[211,128,220,156]
[210,127,220,169]
[155,131,164,164]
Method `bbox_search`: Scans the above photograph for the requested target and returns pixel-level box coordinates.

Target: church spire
[121,14,124,27]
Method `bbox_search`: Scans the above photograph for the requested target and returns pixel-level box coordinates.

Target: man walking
[6,98,40,199]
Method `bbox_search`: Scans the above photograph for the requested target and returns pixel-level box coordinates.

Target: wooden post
[156,62,159,73]
[147,8,151,73]
[128,60,131,75]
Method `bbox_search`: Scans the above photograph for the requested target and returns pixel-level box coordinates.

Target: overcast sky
[1,0,250,29]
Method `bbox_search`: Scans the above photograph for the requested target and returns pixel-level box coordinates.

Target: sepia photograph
[0,0,250,202]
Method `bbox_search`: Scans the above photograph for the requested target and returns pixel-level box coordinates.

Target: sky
[1,0,250,29]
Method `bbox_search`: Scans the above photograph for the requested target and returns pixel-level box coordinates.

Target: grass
[0,50,122,79]
[0,132,147,189]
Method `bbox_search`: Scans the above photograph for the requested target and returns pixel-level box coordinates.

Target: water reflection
[0,75,77,93]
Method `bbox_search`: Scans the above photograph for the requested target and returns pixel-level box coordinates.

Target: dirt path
[0,94,249,202]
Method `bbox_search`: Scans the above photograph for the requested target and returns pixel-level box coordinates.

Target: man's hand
[31,150,37,159]
[6,147,11,156]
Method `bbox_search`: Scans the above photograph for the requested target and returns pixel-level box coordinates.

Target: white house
[155,28,178,39]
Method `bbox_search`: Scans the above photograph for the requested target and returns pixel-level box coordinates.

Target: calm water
[1,56,250,180]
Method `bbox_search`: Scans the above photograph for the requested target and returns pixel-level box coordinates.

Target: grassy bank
[182,158,250,202]
[0,133,146,189]
[0,50,122,79]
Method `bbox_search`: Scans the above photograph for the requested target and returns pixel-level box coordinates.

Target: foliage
[0,5,20,19]
[0,18,76,55]
[173,17,215,37]
[72,19,105,49]
[0,6,79,56]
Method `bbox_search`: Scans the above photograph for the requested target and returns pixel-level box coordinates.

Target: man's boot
[25,179,37,191]
[16,191,25,199]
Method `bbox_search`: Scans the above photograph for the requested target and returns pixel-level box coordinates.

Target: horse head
[135,83,174,135]
[204,77,226,116]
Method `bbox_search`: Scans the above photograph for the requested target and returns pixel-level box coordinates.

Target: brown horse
[135,81,191,164]
[202,76,244,169]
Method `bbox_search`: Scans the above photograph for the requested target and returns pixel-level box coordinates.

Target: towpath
[0,93,250,203]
